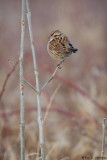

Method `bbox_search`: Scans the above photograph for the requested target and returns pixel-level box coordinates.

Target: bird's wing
[50,37,71,54]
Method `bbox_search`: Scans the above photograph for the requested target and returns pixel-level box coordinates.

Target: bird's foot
[57,59,65,69]
[57,63,61,69]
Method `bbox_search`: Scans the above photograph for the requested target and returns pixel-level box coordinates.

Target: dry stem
[43,84,60,128]
[0,60,18,101]
[100,118,106,160]
[26,0,45,159]
[20,0,26,160]
[40,59,64,93]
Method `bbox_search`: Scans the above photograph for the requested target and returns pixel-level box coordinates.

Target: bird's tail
[72,47,78,53]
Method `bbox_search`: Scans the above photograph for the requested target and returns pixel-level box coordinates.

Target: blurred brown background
[0,0,107,160]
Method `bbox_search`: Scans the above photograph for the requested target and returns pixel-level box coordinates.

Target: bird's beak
[48,35,51,38]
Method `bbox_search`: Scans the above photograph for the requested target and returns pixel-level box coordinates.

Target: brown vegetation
[0,0,107,159]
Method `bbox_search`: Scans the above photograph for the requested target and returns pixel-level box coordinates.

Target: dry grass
[0,0,107,160]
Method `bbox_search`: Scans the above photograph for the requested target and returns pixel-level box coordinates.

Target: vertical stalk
[100,118,106,160]
[20,0,26,160]
[26,0,45,159]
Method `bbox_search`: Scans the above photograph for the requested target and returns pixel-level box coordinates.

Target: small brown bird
[47,30,78,62]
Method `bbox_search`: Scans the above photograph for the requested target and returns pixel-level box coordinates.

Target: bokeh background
[0,0,107,160]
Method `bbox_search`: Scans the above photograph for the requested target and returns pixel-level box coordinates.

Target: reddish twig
[56,76,107,113]
[22,56,107,113]
[0,101,10,136]
[38,65,107,113]
[0,106,100,128]
[0,60,19,101]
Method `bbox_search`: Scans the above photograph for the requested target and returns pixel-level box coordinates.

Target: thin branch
[0,101,10,136]
[26,153,40,160]
[8,58,64,95]
[20,0,26,160]
[26,0,45,159]
[8,60,38,94]
[0,60,19,101]
[39,65,107,113]
[24,78,38,93]
[0,105,101,129]
[40,59,64,93]
[100,118,106,160]
[43,84,60,128]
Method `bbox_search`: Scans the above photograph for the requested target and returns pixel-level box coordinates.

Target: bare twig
[24,79,38,93]
[0,60,18,101]
[26,153,39,160]
[40,65,107,113]
[43,84,60,128]
[55,76,107,113]
[26,0,45,159]
[8,60,38,94]
[8,58,64,96]
[40,59,64,93]
[20,0,26,160]
[36,141,41,160]
[0,101,10,136]
[100,118,106,160]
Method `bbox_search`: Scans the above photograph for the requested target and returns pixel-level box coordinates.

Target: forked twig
[26,0,45,159]
[8,60,38,94]
[8,59,64,95]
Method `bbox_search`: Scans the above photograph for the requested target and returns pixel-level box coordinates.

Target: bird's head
[49,30,63,40]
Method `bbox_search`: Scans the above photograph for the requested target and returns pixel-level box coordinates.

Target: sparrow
[47,30,78,62]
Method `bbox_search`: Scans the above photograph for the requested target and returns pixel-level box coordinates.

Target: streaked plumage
[47,30,78,60]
